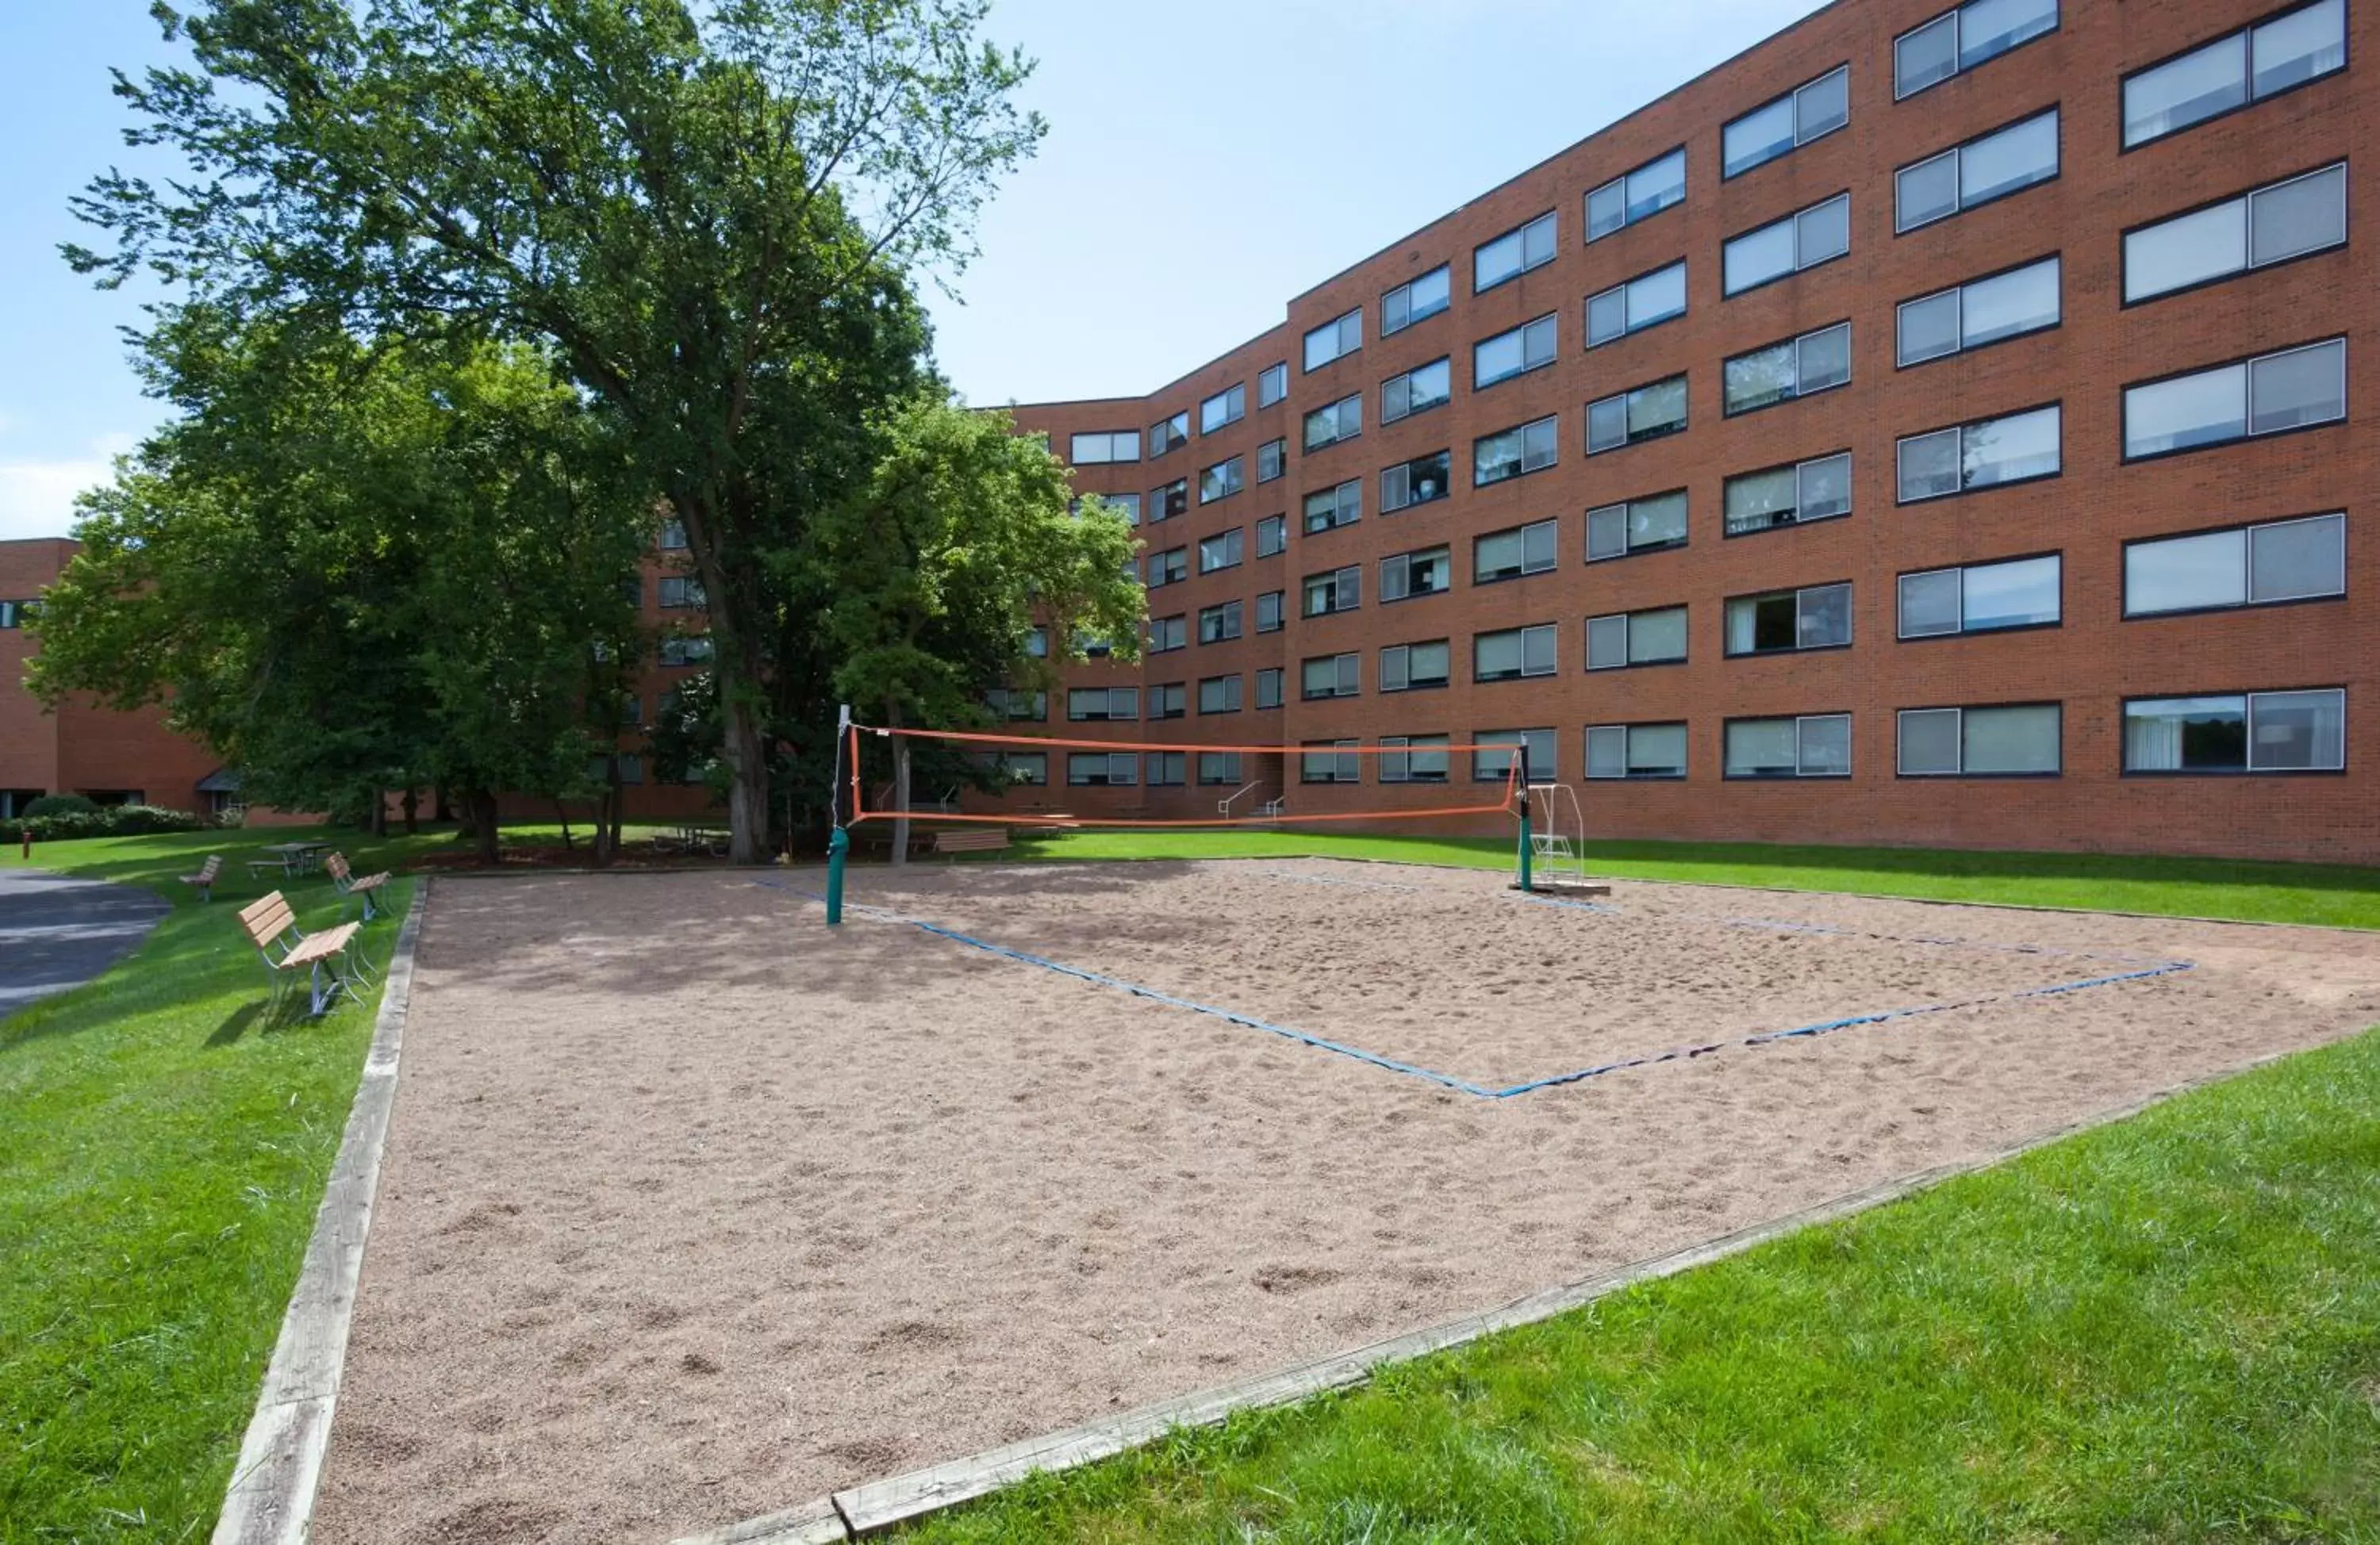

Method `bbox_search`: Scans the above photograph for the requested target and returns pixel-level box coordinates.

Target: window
[1304,480,1362,534]
[1259,362,1288,407]
[2123,0,2345,148]
[1070,429,1142,464]
[1069,686,1140,722]
[1147,615,1187,653]
[1588,375,1687,454]
[1199,673,1244,714]
[1472,728,1555,782]
[1303,308,1362,371]
[1304,565,1361,616]
[1723,454,1851,535]
[2123,339,2345,459]
[986,688,1048,723]
[1898,704,2062,775]
[2124,688,2344,772]
[1199,751,1246,785]
[1383,265,1451,333]
[1474,416,1560,485]
[1476,313,1559,387]
[1380,640,1453,692]
[1586,723,1689,779]
[1381,545,1452,601]
[1149,682,1188,720]
[1475,624,1558,682]
[1898,554,2061,638]
[1079,629,1115,658]
[1257,439,1286,484]
[1303,652,1361,700]
[1024,626,1049,658]
[1200,455,1244,504]
[1586,492,1688,562]
[1475,212,1557,292]
[1896,0,2058,98]
[1898,257,2060,365]
[1151,478,1188,522]
[1587,262,1688,344]
[1722,66,1848,178]
[1897,110,2058,232]
[1588,148,1687,240]
[1381,451,1451,513]
[1150,411,1189,457]
[1726,582,1852,655]
[1145,753,1186,787]
[1078,490,1142,525]
[1301,741,1362,784]
[2125,514,2345,617]
[1255,668,1284,709]
[1068,752,1138,787]
[1587,606,1688,670]
[1147,546,1188,587]
[1256,514,1287,557]
[1000,752,1048,787]
[1198,600,1243,643]
[2125,165,2347,305]
[1723,323,1851,414]
[1200,529,1245,573]
[1382,358,1452,424]
[1257,589,1286,631]
[1897,404,2061,500]
[1725,715,1852,777]
[659,519,688,550]
[659,634,714,666]
[658,576,707,609]
[1722,196,1848,296]
[1304,393,1363,451]
[1380,735,1453,784]
[1476,519,1559,581]
[1200,383,1246,435]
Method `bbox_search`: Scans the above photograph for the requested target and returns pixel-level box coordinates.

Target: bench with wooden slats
[239,890,367,1018]
[326,852,393,920]
[180,854,222,903]
[931,828,1010,859]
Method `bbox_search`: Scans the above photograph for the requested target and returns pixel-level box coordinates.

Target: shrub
[21,793,100,819]
[0,805,206,845]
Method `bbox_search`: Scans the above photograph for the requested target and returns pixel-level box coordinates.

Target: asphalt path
[0,869,170,1022]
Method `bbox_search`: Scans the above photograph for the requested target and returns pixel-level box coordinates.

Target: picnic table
[249,841,332,880]
[662,823,730,857]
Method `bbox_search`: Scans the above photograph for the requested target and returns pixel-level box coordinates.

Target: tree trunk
[721,691,770,866]
[556,801,575,851]
[401,788,420,835]
[368,791,387,838]
[469,790,501,867]
[889,700,911,866]
[592,759,621,868]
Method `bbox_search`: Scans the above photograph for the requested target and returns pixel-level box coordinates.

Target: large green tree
[30,328,649,865]
[814,396,1142,857]
[69,0,1043,862]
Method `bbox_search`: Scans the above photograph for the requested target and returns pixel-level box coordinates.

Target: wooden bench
[931,828,1010,860]
[239,891,370,1018]
[326,852,393,921]
[180,854,222,903]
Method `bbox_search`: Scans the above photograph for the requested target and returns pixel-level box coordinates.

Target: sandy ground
[310,860,2380,1545]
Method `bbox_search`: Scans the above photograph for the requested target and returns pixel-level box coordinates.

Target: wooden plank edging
[666,1047,2294,1542]
[210,880,430,1545]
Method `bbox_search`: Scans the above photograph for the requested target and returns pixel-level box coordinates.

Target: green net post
[1516,804,1534,892]
[826,825,849,926]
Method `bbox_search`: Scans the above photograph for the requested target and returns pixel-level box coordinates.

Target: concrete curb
[211,880,429,1545]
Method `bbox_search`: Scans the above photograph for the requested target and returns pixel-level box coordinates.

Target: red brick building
[994,0,2374,865]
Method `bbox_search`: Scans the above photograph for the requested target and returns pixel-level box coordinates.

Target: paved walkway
[0,870,171,1022]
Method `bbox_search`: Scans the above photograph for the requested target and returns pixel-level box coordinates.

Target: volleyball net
[830,719,1529,831]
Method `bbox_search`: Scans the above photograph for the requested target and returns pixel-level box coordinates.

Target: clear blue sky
[0,0,1832,541]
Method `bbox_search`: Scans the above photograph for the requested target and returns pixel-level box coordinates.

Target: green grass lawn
[900,1028,2380,1543]
[1003,829,2380,930]
[0,829,422,1542]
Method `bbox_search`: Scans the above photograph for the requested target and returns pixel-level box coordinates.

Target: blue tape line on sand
[755,880,1495,1097]
[762,879,2194,1099]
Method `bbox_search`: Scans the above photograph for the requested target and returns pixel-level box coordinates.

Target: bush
[0,805,207,845]
[21,793,100,819]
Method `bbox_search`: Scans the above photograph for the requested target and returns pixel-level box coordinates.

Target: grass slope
[901,1029,2380,1542]
[1004,830,2380,930]
[0,830,416,1541]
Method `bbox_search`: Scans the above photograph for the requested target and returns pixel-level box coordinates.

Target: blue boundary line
[759,879,2195,1100]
